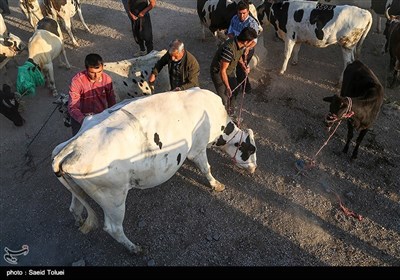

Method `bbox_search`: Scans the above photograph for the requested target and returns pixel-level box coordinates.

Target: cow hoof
[129,244,143,255]
[212,183,225,192]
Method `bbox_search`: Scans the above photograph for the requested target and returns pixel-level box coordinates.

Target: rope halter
[325,97,354,129]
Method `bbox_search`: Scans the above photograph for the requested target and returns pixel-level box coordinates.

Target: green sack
[16,60,45,96]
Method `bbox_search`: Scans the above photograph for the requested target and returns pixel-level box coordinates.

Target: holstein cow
[16,17,70,97]
[19,0,91,47]
[320,0,400,33]
[323,60,384,160]
[0,84,24,126]
[103,50,170,102]
[0,14,25,70]
[383,9,400,86]
[257,1,372,83]
[197,0,263,41]
[52,88,257,253]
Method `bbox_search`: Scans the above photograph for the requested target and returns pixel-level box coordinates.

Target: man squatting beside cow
[227,0,260,95]
[210,26,258,117]
[148,39,200,91]
[122,0,156,57]
[68,53,116,136]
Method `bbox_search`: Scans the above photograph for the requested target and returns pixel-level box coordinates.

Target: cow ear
[323,96,334,103]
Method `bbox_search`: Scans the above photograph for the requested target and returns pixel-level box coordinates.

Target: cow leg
[94,189,141,254]
[291,43,301,66]
[70,194,84,226]
[190,150,225,192]
[340,47,354,84]
[59,45,71,69]
[351,129,368,160]
[43,63,58,96]
[343,120,354,155]
[62,18,79,47]
[280,40,295,74]
[77,7,91,33]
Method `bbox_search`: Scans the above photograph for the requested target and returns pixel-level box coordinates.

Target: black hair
[237,1,249,11]
[85,53,103,68]
[237,27,258,42]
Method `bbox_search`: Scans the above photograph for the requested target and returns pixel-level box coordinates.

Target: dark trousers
[71,118,81,136]
[0,0,10,15]
[210,70,238,115]
[236,48,255,93]
[131,13,153,53]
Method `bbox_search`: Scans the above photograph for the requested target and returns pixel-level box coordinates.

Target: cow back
[36,17,61,37]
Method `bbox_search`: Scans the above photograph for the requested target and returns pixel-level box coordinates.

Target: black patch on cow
[145,87,149,90]
[271,2,289,34]
[154,133,162,149]
[215,135,226,146]
[197,0,239,32]
[238,135,256,161]
[220,125,225,131]
[177,153,181,165]
[292,31,296,40]
[139,82,143,87]
[310,4,335,41]
[36,17,60,37]
[293,9,304,22]
[132,79,137,84]
[224,122,235,136]
[123,81,128,87]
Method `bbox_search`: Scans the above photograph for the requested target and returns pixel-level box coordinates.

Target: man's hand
[129,11,138,21]
[138,11,145,18]
[226,88,232,98]
[148,73,156,83]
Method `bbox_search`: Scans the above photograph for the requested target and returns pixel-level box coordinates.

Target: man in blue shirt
[227,1,259,94]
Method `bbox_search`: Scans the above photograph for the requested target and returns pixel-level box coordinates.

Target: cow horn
[385,7,390,20]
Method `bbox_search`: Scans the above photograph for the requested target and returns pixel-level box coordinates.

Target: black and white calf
[323,60,384,160]
[257,1,372,82]
[0,84,24,126]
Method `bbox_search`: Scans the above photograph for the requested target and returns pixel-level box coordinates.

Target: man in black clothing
[126,0,156,56]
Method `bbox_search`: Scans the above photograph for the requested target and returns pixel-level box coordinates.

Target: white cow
[0,14,25,70]
[19,0,91,47]
[52,88,257,253]
[16,17,70,96]
[103,50,170,102]
[257,1,372,82]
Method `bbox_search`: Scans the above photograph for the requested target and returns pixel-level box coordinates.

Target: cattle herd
[1,0,399,255]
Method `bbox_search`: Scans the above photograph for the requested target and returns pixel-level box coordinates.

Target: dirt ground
[1,0,399,268]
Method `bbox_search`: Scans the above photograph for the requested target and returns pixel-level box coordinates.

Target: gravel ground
[0,0,399,269]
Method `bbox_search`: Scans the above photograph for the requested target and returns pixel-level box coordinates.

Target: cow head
[214,121,257,174]
[323,95,354,131]
[0,84,24,126]
[256,0,279,31]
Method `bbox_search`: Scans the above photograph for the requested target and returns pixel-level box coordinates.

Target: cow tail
[52,150,99,234]
[356,11,373,59]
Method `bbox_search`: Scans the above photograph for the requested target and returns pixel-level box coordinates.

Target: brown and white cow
[16,17,70,97]
[19,0,91,47]
[257,1,372,83]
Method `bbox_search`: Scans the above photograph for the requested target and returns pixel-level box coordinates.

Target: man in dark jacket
[149,39,200,91]
[210,27,258,114]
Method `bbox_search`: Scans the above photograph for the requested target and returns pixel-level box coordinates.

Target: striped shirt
[227,15,259,43]
[210,38,244,76]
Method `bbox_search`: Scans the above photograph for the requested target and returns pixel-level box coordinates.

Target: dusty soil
[1,0,399,267]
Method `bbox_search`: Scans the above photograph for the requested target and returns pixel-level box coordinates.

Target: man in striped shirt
[227,1,260,95]
[68,53,116,136]
[210,27,258,115]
